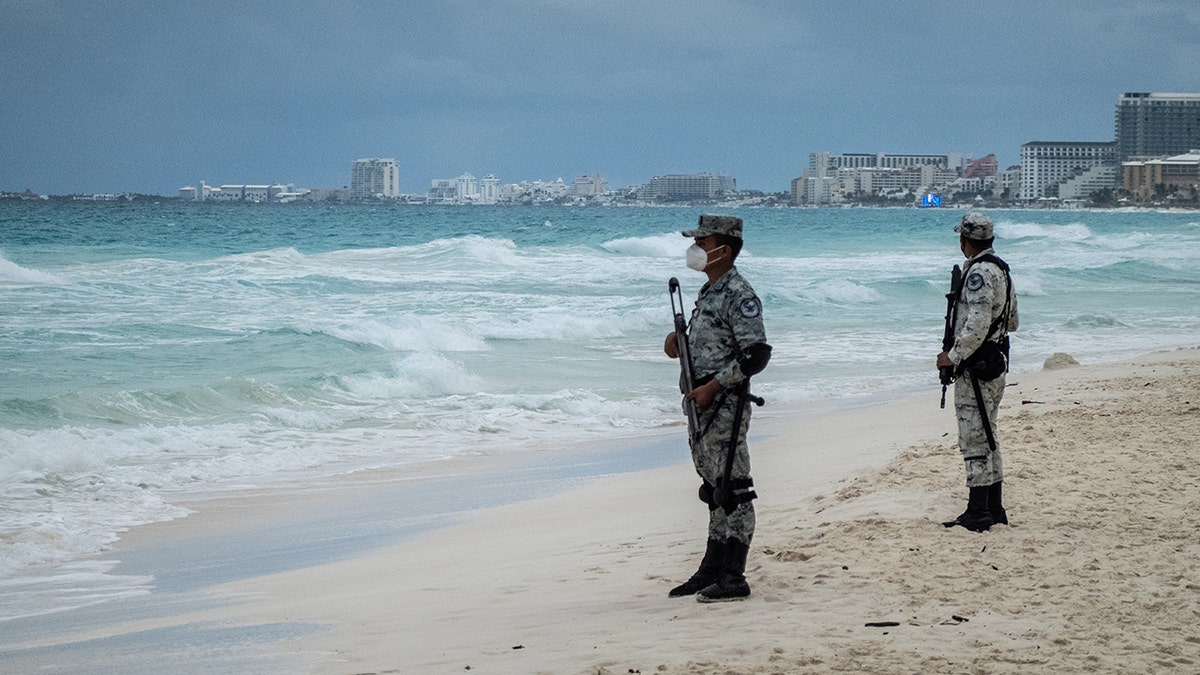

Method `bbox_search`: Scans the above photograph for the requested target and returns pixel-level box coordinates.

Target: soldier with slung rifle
[936,212,1019,532]
[664,214,771,602]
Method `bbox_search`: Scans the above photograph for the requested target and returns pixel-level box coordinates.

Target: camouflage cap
[955,212,994,240]
[681,214,743,239]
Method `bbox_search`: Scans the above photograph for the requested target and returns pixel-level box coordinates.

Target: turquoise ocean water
[2,201,1198,619]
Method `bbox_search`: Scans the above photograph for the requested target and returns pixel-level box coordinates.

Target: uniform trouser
[692,394,755,546]
[954,371,1005,488]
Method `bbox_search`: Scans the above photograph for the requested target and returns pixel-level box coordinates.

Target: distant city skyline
[2,1,1198,196]
[19,93,1200,204]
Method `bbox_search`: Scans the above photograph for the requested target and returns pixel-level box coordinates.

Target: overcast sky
[2,0,1198,196]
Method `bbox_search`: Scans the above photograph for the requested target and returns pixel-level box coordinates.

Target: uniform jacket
[948,248,1019,367]
[688,267,768,388]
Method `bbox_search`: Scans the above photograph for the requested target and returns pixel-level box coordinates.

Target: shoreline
[0,380,939,625]
[103,375,953,591]
[3,347,1198,673]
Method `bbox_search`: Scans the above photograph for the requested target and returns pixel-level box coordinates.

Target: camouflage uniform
[688,267,766,545]
[667,214,770,601]
[948,222,1019,488]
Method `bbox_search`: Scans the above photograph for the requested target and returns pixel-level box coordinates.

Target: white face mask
[685,243,709,271]
[686,243,726,272]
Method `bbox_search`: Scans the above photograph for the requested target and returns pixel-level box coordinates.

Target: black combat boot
[668,539,725,598]
[696,539,751,603]
[988,481,1008,525]
[942,485,994,532]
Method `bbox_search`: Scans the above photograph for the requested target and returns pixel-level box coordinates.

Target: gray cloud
[2,0,1197,194]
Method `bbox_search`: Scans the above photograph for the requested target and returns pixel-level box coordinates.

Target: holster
[699,477,757,513]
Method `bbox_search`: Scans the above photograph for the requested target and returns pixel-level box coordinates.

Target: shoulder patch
[965,273,985,292]
[738,297,761,318]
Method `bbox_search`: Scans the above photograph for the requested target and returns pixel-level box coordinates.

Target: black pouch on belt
[964,337,1008,381]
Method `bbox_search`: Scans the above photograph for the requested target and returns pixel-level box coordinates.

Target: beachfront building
[211,185,245,202]
[789,176,805,205]
[808,153,832,179]
[995,166,1022,200]
[803,151,974,203]
[1019,141,1118,201]
[425,174,487,204]
[262,184,309,203]
[243,185,271,203]
[570,174,609,198]
[480,174,501,203]
[810,151,967,173]
[502,178,570,204]
[1121,150,1200,201]
[178,181,220,201]
[427,179,458,204]
[1057,166,1120,201]
[803,176,835,205]
[963,154,999,178]
[838,166,930,195]
[350,158,400,200]
[456,173,479,202]
[1115,92,1200,162]
[637,173,735,202]
[302,187,351,202]
[183,183,298,203]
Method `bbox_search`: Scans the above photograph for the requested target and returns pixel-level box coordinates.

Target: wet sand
[4,348,1198,674]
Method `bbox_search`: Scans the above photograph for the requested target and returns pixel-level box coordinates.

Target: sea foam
[0,253,65,285]
[602,232,688,258]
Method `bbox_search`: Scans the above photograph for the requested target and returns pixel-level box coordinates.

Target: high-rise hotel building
[638,173,735,201]
[350,158,400,200]
[1019,142,1117,200]
[809,151,965,173]
[1116,93,1200,161]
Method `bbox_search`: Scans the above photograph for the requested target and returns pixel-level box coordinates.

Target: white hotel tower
[1019,141,1117,200]
[350,158,400,200]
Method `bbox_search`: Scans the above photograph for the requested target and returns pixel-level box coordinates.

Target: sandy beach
[5,347,1200,674]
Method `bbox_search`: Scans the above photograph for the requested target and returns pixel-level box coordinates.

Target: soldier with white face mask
[664,214,771,602]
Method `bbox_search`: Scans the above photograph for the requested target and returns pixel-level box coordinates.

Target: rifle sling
[968,370,998,453]
[696,383,728,441]
[722,380,751,487]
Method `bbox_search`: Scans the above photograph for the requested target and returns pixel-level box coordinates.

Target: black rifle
[940,264,963,409]
[668,277,700,443]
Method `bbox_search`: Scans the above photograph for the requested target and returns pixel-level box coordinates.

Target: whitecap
[482,311,630,341]
[461,236,520,265]
[1015,271,1048,297]
[801,279,883,305]
[1063,314,1132,329]
[602,232,688,258]
[345,237,520,269]
[339,353,483,400]
[220,247,307,266]
[996,221,1092,242]
[322,316,488,352]
[0,253,65,285]
[1085,231,1155,251]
